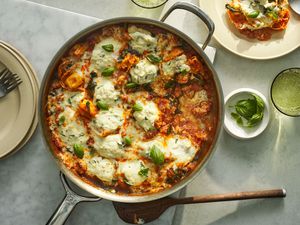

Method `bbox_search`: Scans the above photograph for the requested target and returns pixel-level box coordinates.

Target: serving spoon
[113,189,286,224]
[290,0,300,15]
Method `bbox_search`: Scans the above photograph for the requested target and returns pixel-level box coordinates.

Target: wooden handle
[172,189,286,206]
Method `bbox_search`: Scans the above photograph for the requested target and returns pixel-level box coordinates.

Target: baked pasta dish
[225,0,290,40]
[46,24,219,195]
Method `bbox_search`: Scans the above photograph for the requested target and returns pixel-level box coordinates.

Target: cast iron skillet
[40,2,224,224]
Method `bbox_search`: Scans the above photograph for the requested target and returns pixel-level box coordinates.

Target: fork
[0,68,22,98]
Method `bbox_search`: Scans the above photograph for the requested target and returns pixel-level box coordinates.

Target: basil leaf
[123,136,132,146]
[146,54,161,63]
[58,115,65,125]
[237,117,243,126]
[102,67,114,77]
[247,113,263,127]
[102,44,114,52]
[252,94,264,113]
[247,10,260,18]
[231,112,240,120]
[235,99,257,119]
[73,144,84,159]
[138,164,149,177]
[126,82,138,88]
[133,103,143,112]
[150,145,164,165]
[96,101,109,110]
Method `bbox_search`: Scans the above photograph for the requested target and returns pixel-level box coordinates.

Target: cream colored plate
[0,41,39,158]
[199,0,300,60]
[0,43,35,158]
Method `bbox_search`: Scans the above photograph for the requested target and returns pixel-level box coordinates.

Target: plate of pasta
[199,0,300,59]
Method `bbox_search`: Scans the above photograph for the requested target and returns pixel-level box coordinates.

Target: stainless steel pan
[40,2,224,224]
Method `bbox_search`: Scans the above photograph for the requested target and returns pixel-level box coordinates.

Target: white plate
[224,88,270,140]
[0,41,39,158]
[199,0,300,60]
[0,43,35,158]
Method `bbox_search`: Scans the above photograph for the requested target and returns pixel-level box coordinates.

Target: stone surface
[1,0,300,225]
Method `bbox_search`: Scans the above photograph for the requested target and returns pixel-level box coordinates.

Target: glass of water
[131,0,168,9]
[271,68,300,117]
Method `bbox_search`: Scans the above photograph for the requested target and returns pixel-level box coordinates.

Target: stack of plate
[0,41,39,159]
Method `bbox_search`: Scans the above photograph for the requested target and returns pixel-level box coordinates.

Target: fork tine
[6,81,22,93]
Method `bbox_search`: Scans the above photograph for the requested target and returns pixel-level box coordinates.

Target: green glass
[131,0,168,9]
[271,68,300,117]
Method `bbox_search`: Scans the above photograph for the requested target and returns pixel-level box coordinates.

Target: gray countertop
[1,0,300,225]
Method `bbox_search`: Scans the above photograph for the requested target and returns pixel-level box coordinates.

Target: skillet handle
[46,173,102,225]
[160,2,215,50]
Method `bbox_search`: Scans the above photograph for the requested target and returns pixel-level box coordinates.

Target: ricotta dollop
[133,100,159,131]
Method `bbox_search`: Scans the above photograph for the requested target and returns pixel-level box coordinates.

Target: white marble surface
[1,0,300,225]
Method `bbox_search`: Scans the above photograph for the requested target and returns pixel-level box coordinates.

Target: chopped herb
[102,67,114,77]
[146,54,162,63]
[73,144,84,159]
[58,115,65,125]
[133,103,143,112]
[123,136,132,146]
[167,126,172,135]
[86,101,91,112]
[90,71,97,78]
[138,164,149,177]
[96,101,109,110]
[102,44,114,52]
[150,145,164,165]
[126,82,138,88]
[67,98,72,104]
[165,80,175,89]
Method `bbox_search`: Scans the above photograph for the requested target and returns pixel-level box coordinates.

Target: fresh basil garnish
[146,54,161,63]
[73,144,84,159]
[102,44,114,52]
[231,94,264,127]
[150,145,164,165]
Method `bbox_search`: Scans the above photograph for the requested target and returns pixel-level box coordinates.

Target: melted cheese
[233,0,286,30]
[92,107,124,132]
[93,134,125,159]
[57,107,88,149]
[130,59,158,84]
[118,160,148,186]
[166,137,196,164]
[86,157,116,183]
[90,37,122,72]
[61,91,85,109]
[94,77,120,105]
[162,55,190,76]
[133,100,159,131]
[128,26,157,54]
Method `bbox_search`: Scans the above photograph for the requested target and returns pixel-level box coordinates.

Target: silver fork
[0,68,22,98]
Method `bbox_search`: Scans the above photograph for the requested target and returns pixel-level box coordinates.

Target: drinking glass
[131,0,168,9]
[271,68,300,117]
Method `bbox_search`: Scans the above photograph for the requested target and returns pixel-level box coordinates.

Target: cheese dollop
[86,157,116,183]
[57,107,89,149]
[133,100,159,131]
[93,134,125,159]
[90,37,122,72]
[128,26,157,54]
[162,55,190,76]
[130,59,158,84]
[166,137,196,164]
[94,78,120,105]
[118,160,148,186]
[92,107,124,132]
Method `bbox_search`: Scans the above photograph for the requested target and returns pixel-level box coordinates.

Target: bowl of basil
[224,88,270,140]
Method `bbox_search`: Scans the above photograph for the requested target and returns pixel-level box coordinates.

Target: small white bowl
[224,88,270,140]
